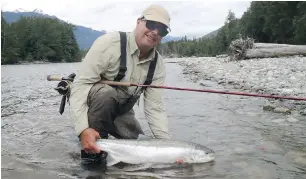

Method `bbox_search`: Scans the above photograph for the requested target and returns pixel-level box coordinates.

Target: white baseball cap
[141,4,171,28]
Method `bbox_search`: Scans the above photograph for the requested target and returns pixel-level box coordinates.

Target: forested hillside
[1,15,84,64]
[158,1,306,57]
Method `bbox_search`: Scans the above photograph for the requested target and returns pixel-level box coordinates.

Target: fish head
[190,144,215,163]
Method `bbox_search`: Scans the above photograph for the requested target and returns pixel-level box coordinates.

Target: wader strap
[143,51,158,86]
[114,31,127,82]
[113,31,158,88]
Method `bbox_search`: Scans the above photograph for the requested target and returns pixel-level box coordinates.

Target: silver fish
[96,139,215,166]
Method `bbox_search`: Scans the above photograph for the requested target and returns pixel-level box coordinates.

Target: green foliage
[158,1,306,57]
[293,2,306,44]
[1,14,83,64]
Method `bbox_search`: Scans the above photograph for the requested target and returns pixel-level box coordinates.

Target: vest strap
[114,31,127,82]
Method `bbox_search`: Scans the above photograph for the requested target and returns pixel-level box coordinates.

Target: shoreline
[169,56,306,117]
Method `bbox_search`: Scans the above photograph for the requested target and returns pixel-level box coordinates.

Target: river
[1,61,306,179]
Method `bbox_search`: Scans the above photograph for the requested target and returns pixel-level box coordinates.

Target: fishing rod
[47,74,306,101]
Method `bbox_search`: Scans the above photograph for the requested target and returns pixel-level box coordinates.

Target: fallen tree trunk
[253,43,294,49]
[246,46,306,59]
[228,38,306,61]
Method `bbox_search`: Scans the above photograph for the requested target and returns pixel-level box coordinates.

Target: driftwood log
[229,38,306,61]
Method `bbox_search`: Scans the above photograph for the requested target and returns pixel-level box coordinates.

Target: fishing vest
[114,31,158,87]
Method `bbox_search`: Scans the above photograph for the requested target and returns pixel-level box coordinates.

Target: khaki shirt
[69,30,171,139]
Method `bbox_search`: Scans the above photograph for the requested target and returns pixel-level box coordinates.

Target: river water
[1,61,306,179]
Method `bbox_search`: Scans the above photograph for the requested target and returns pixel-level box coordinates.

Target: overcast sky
[1,0,251,38]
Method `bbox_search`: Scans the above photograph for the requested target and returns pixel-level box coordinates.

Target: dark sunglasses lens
[159,28,168,37]
[146,21,168,37]
[146,21,156,30]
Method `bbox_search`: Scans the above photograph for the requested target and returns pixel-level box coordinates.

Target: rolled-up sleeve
[143,59,171,139]
[69,34,115,136]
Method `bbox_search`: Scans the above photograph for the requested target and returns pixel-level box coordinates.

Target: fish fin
[106,154,120,167]
[123,163,153,171]
[137,134,153,140]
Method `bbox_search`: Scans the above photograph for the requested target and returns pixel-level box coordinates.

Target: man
[69,4,172,162]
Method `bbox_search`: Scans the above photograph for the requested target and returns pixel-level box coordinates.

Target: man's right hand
[80,128,101,154]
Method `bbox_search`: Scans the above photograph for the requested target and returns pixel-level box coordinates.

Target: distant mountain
[162,35,181,43]
[2,10,181,49]
[2,10,106,49]
[73,26,106,50]
[202,28,219,39]
[2,9,57,22]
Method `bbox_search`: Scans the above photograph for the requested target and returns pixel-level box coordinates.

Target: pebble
[263,103,276,111]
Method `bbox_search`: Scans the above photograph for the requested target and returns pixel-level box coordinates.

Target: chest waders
[113,31,158,115]
[85,32,158,140]
[55,32,158,115]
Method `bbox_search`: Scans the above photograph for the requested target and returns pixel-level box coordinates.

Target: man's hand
[80,128,101,154]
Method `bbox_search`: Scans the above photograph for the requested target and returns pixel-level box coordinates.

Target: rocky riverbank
[170,56,306,116]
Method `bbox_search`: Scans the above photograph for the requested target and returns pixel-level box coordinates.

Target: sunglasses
[142,19,169,37]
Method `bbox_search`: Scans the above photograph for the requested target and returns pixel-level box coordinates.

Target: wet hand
[80,128,101,154]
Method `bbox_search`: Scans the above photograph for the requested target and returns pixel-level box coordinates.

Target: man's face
[135,18,168,50]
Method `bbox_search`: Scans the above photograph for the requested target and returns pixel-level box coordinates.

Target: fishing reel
[47,73,76,115]
[55,80,71,96]
[53,73,75,95]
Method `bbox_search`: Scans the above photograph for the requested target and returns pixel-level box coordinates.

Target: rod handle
[47,75,63,81]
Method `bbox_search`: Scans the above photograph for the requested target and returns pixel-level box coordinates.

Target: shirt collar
[129,29,139,55]
[129,29,157,63]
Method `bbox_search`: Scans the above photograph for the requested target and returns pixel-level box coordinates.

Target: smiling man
[69,4,172,164]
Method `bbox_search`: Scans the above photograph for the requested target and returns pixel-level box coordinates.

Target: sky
[1,0,251,38]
